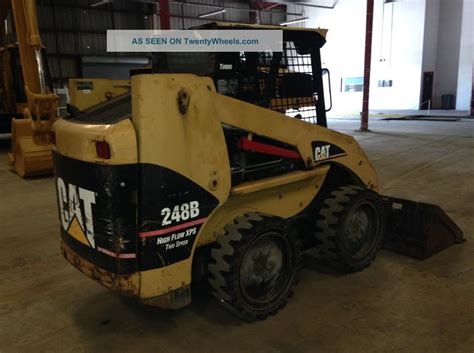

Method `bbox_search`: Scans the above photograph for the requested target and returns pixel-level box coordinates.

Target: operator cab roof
[194,21,327,38]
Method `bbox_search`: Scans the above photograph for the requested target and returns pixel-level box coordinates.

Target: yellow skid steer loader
[53,23,463,321]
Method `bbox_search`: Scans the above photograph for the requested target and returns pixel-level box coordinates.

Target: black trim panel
[53,152,138,274]
[53,153,220,274]
[138,165,220,271]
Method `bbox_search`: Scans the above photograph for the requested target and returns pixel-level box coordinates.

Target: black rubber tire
[208,213,300,321]
[315,185,384,272]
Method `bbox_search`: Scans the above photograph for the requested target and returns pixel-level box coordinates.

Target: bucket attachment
[8,117,53,177]
[382,196,465,260]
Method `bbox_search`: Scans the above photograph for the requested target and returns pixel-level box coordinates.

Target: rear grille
[68,92,131,125]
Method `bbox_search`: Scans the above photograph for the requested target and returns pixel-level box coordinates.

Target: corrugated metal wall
[31,0,287,86]
[37,0,151,86]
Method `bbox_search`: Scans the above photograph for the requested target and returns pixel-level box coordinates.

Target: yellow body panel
[53,118,137,165]
[198,165,330,246]
[132,74,231,205]
[230,168,326,196]
[140,260,191,298]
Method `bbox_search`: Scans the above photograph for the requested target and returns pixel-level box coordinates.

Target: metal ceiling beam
[87,0,303,16]
[132,0,303,16]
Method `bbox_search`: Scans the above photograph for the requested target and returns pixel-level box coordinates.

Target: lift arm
[4,0,58,177]
[9,0,57,123]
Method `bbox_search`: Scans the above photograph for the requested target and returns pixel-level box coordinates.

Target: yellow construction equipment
[52,22,463,321]
[1,0,57,177]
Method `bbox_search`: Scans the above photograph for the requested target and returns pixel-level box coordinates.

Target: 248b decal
[161,201,200,226]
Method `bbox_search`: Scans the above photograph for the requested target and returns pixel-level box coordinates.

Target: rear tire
[315,185,384,272]
[208,213,300,321]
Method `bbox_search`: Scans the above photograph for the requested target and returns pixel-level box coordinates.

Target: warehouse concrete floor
[0,118,473,353]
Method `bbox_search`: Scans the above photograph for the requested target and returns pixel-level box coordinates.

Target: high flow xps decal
[311,141,347,162]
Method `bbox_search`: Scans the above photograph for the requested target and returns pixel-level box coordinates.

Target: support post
[360,0,374,131]
[249,0,259,24]
[159,0,170,29]
[471,66,474,116]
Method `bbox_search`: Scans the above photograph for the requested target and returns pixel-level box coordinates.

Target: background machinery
[1,0,58,177]
[0,0,135,176]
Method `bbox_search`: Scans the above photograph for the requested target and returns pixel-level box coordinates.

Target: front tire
[208,213,300,321]
[315,185,384,272]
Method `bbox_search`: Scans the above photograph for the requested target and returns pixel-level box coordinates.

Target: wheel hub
[347,209,370,241]
[239,234,286,302]
[344,203,375,255]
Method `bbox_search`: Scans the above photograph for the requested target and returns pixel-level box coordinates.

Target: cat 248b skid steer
[53,23,463,321]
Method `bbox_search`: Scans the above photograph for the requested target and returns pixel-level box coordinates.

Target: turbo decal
[311,141,347,162]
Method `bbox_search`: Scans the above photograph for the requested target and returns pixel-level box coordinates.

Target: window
[378,80,393,87]
[343,77,364,92]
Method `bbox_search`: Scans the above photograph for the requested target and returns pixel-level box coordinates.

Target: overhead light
[198,9,226,18]
[279,17,309,26]
[91,0,113,7]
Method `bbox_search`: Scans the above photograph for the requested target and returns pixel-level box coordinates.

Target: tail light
[96,141,111,159]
